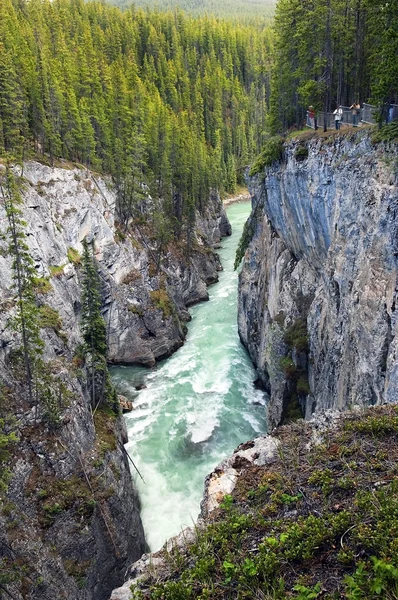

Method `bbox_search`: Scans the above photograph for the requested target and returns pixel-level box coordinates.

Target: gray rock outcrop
[238,131,398,427]
[0,161,230,599]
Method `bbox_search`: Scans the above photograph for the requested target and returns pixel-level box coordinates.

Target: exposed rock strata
[0,162,229,368]
[238,131,398,427]
[0,161,230,599]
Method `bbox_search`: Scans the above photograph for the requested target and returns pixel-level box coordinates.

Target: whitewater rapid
[111,201,266,551]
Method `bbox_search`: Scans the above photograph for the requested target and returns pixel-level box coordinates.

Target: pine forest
[0,0,273,242]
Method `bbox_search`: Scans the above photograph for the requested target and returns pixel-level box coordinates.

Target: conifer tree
[80,238,114,411]
[0,165,43,405]
[0,165,61,426]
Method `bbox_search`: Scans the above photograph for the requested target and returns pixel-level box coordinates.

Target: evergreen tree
[0,0,273,247]
[0,165,61,427]
[80,238,114,411]
[0,165,43,405]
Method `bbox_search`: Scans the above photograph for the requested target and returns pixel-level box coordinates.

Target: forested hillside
[269,0,398,131]
[0,0,272,242]
[108,0,276,21]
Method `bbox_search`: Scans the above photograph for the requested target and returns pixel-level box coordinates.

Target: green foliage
[67,247,81,266]
[269,0,398,132]
[372,121,398,143]
[150,289,173,319]
[294,145,309,161]
[293,582,322,599]
[110,0,276,20]
[344,557,398,599]
[49,265,65,278]
[0,0,273,250]
[280,356,297,378]
[344,413,398,436]
[38,305,63,333]
[249,136,284,176]
[234,202,263,270]
[296,376,310,395]
[32,277,52,295]
[284,319,308,352]
[80,239,115,410]
[0,387,18,494]
[93,408,118,456]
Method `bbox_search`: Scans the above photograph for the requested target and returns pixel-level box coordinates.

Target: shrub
[297,376,310,395]
[32,277,52,294]
[372,120,398,143]
[249,136,284,176]
[280,356,297,378]
[49,265,65,278]
[284,319,308,352]
[67,247,81,266]
[150,288,173,318]
[38,305,63,335]
[294,144,309,161]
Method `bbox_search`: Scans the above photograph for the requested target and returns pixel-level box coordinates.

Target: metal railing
[362,103,377,124]
[306,103,398,130]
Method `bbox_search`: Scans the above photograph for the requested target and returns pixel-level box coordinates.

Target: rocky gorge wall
[0,160,230,599]
[238,130,398,427]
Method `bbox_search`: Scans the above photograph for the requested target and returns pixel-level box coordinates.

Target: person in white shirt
[333,105,343,130]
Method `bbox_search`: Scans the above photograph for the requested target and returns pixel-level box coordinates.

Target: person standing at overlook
[308,105,318,130]
[350,102,361,126]
[333,105,343,129]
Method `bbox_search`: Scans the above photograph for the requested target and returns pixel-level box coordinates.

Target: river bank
[222,188,251,206]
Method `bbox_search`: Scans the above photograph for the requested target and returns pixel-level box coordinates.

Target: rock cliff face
[238,131,398,427]
[0,161,230,599]
[1,162,229,368]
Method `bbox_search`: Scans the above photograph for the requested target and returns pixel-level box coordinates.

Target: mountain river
[111,200,266,551]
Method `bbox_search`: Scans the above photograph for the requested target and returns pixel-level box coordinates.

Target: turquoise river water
[111,201,266,551]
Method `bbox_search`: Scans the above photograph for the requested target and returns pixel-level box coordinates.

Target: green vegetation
[249,136,284,176]
[150,288,173,319]
[269,0,398,132]
[109,0,276,21]
[294,145,309,161]
[372,121,398,144]
[67,247,81,266]
[38,305,63,333]
[49,265,65,278]
[0,0,273,250]
[284,319,308,353]
[0,387,18,494]
[32,277,53,295]
[234,202,263,269]
[130,405,398,600]
[80,239,116,411]
[93,407,118,456]
[279,319,310,421]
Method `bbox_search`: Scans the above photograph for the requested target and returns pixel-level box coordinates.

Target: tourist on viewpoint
[333,105,343,129]
[350,102,361,126]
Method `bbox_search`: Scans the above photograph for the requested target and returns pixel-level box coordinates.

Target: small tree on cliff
[0,164,43,404]
[80,238,115,411]
[0,164,61,427]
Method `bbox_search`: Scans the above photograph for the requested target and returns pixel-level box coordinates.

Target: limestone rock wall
[238,132,398,427]
[0,160,230,600]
